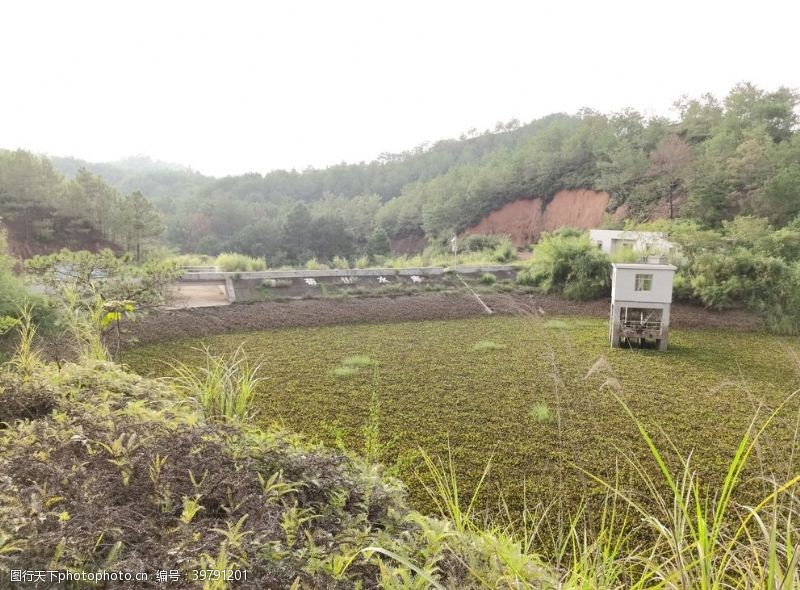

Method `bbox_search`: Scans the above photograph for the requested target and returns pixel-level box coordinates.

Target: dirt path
[125,292,765,346]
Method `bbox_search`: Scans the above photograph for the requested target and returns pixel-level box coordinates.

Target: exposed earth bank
[126,292,765,345]
[462,189,622,246]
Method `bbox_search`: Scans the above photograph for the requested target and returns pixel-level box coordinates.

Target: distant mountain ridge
[7,82,796,264]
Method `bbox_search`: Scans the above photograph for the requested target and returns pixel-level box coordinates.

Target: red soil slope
[390,234,427,255]
[2,209,120,260]
[463,189,612,246]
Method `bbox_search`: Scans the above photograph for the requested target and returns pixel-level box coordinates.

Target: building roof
[589,229,668,238]
[612,263,677,271]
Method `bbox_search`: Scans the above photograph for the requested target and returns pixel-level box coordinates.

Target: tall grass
[381,249,515,269]
[62,288,109,362]
[215,253,267,272]
[171,253,216,267]
[575,390,800,589]
[417,444,493,534]
[7,304,41,375]
[408,391,800,587]
[166,346,264,421]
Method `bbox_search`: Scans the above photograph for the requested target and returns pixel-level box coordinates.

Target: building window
[635,273,653,291]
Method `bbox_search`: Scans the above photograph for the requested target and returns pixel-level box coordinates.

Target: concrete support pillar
[224,277,236,303]
[657,336,668,351]
[609,304,621,347]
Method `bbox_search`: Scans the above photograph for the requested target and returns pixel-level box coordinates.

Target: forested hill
[0,151,164,260]
[49,155,214,212]
[49,117,556,209]
[17,83,800,264]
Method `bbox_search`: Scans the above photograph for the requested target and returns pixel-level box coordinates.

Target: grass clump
[333,355,376,378]
[215,252,267,272]
[472,340,505,352]
[304,257,330,270]
[333,365,360,378]
[171,253,216,267]
[6,304,41,376]
[479,272,497,285]
[331,255,350,269]
[341,355,375,368]
[166,345,263,421]
[529,402,552,423]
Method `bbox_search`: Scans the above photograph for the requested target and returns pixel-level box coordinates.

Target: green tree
[120,191,165,261]
[281,202,314,262]
[309,215,354,261]
[25,249,180,357]
[0,150,66,243]
[73,168,119,239]
[366,226,391,256]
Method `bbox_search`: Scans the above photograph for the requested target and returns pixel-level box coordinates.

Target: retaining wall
[178,265,517,303]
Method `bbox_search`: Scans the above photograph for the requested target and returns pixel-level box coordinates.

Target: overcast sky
[2,0,798,177]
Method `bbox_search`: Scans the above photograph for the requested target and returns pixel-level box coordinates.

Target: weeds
[417,444,492,534]
[166,345,263,421]
[7,304,41,376]
[529,402,552,424]
[479,272,497,285]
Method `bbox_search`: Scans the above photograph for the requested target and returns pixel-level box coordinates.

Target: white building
[589,229,676,257]
[609,259,677,351]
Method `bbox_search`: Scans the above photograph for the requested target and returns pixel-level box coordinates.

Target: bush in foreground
[0,360,560,588]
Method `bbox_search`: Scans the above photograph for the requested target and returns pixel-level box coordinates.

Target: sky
[2,0,799,177]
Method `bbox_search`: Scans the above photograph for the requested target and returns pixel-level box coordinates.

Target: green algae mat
[125,316,800,517]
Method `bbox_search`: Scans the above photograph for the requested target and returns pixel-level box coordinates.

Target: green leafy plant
[417,444,492,534]
[479,272,497,286]
[529,403,552,424]
[167,345,264,421]
[7,304,41,376]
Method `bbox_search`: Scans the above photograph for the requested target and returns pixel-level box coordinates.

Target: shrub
[492,239,516,263]
[333,365,360,378]
[516,232,610,300]
[331,256,350,269]
[366,227,391,257]
[216,252,267,272]
[305,258,330,270]
[169,253,216,267]
[479,273,496,286]
[461,234,505,252]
